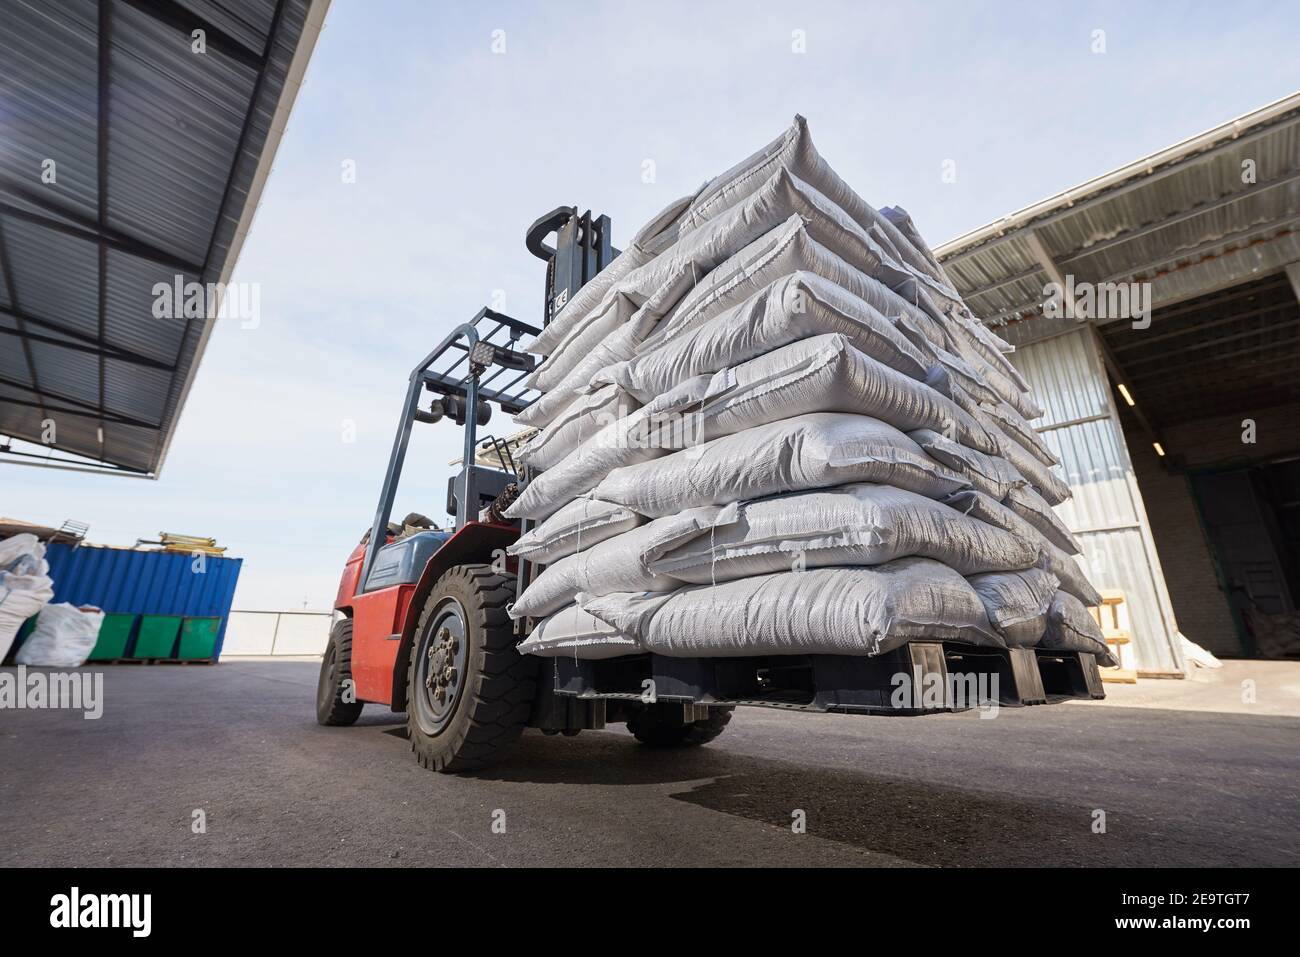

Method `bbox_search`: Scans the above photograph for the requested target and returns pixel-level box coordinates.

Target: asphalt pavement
[1,659,1296,867]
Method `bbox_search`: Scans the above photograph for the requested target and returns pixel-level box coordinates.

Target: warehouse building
[936,92,1300,669]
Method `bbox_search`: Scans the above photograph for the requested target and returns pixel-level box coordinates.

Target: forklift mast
[525,206,618,327]
[355,208,617,595]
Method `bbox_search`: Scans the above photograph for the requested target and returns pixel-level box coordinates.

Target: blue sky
[5,0,1299,609]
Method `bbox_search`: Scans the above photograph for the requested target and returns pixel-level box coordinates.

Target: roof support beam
[1023,229,1077,316]
[0,319,175,373]
[117,0,267,73]
[1286,262,1300,307]
[0,305,175,371]
[0,195,203,276]
[97,0,111,461]
[0,214,46,422]
[0,373,159,430]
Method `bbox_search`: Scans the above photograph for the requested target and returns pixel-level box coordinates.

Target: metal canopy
[0,0,327,476]
[934,91,1300,343]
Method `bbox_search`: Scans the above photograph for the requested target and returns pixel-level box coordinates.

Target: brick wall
[1128,400,1300,657]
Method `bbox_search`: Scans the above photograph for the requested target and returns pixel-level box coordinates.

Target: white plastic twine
[709,512,721,590]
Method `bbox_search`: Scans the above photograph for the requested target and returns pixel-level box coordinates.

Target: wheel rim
[316,642,338,712]
[413,598,469,736]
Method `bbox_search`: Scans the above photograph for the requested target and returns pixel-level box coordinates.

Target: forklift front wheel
[316,618,364,726]
[406,565,537,773]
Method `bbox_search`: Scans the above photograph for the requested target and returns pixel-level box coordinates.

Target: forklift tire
[406,564,537,773]
[626,703,733,748]
[317,619,364,726]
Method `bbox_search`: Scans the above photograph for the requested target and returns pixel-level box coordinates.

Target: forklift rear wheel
[626,702,733,748]
[406,564,537,773]
[316,618,364,726]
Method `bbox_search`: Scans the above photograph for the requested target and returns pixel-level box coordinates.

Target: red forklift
[317,208,1106,774]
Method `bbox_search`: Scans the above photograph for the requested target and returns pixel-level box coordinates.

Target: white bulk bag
[1041,590,1116,665]
[966,568,1059,647]
[510,508,720,620]
[647,483,1039,583]
[595,270,930,401]
[506,498,643,566]
[592,412,969,519]
[516,603,642,660]
[0,533,54,662]
[15,603,104,668]
[582,558,1003,657]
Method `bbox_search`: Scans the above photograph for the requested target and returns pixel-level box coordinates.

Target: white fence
[222,610,332,657]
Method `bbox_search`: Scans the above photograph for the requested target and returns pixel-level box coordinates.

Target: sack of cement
[516,603,642,660]
[581,558,1003,657]
[510,508,720,619]
[966,568,1059,647]
[1041,590,1116,665]
[517,383,639,472]
[908,428,1026,501]
[595,270,931,401]
[507,498,643,566]
[944,490,1102,607]
[15,602,105,668]
[647,483,1038,583]
[592,412,969,518]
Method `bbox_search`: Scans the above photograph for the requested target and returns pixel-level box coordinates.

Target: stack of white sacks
[503,117,1114,667]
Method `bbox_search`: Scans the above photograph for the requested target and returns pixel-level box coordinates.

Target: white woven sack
[591,412,969,519]
[647,482,1039,583]
[581,558,1003,658]
[966,568,1059,648]
[506,498,643,566]
[517,603,642,660]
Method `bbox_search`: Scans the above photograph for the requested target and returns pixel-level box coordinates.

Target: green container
[87,613,136,661]
[178,617,220,660]
[131,615,182,659]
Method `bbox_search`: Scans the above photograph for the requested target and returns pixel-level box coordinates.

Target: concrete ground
[1,658,1296,867]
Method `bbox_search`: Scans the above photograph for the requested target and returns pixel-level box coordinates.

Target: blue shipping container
[44,544,243,659]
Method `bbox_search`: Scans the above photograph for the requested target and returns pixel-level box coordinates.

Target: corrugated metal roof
[935,92,1300,338]
[0,0,327,476]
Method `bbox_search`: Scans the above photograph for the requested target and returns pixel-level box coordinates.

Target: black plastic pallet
[547,642,1105,716]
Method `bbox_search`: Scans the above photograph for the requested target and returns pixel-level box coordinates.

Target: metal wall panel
[43,544,243,658]
[1011,327,1184,672]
